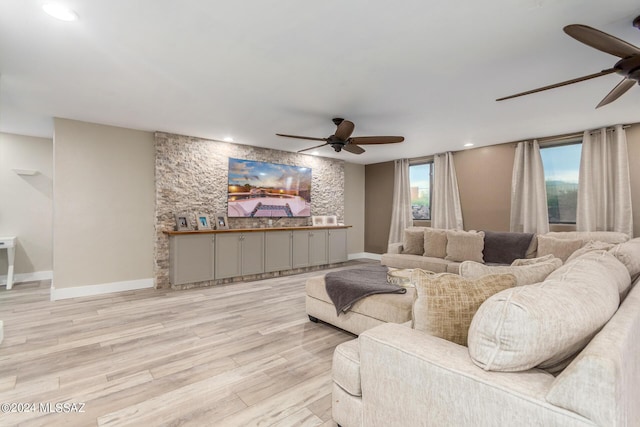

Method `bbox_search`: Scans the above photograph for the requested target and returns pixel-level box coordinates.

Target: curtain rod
[516,123,634,145]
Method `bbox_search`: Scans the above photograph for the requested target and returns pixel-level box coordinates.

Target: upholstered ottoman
[305,274,415,335]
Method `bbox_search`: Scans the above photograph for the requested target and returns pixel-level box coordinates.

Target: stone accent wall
[154,132,345,288]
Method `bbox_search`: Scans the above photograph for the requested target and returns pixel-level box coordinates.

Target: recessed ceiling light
[311,151,319,156]
[42,3,78,21]
[223,136,234,142]
[464,143,474,147]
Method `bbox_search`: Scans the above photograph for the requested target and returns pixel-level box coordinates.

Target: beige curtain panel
[388,158,413,245]
[432,152,463,230]
[510,140,549,234]
[577,124,633,237]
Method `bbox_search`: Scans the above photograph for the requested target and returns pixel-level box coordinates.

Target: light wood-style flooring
[0,262,371,426]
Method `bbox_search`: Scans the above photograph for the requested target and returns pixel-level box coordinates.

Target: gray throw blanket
[325,265,407,315]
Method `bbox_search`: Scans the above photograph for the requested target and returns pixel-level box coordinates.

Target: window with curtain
[409,162,432,220]
[540,142,582,224]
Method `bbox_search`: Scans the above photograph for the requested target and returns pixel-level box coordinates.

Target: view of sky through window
[540,143,581,224]
[409,163,432,220]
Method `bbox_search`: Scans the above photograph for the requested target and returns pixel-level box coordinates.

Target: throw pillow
[423,228,447,258]
[468,251,627,373]
[445,230,485,263]
[609,238,640,280]
[412,270,516,346]
[401,228,425,255]
[460,258,562,286]
[511,254,557,266]
[536,235,583,262]
[482,230,534,264]
[566,240,615,263]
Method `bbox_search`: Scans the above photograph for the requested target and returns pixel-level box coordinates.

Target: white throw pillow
[445,230,484,263]
[460,258,562,286]
[468,251,628,373]
[609,238,640,280]
[536,235,583,262]
[511,254,557,266]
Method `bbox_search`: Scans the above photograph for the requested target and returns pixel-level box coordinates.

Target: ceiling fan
[276,118,404,155]
[497,15,640,108]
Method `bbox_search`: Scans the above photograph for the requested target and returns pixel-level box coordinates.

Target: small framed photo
[214,212,229,230]
[196,213,211,230]
[175,213,190,231]
[312,216,325,227]
[325,215,337,226]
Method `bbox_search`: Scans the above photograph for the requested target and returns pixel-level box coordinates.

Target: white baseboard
[348,252,382,261]
[51,278,154,301]
[0,270,53,286]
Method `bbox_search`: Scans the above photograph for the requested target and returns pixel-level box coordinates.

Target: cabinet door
[309,229,328,266]
[328,228,348,263]
[265,231,292,273]
[292,230,310,268]
[241,232,265,276]
[214,233,242,279]
[169,234,215,285]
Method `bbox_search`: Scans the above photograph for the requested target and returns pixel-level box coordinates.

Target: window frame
[409,160,433,222]
[539,139,582,225]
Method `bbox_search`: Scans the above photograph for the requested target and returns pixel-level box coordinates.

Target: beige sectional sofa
[332,237,640,427]
[381,227,630,272]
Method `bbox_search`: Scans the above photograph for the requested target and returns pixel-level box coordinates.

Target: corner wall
[0,133,53,281]
[344,162,365,254]
[364,161,394,254]
[53,119,155,293]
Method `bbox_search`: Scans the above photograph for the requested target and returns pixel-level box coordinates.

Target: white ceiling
[1,0,639,164]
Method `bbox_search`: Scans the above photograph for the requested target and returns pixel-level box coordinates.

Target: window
[409,162,432,220]
[540,143,582,224]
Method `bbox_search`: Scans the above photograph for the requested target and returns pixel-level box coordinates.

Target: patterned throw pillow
[411,270,516,346]
[444,230,485,263]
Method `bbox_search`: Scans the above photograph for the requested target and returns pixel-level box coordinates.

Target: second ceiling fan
[276,118,404,155]
[497,16,640,108]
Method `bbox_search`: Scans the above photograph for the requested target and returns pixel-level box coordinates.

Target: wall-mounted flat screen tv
[227,158,312,217]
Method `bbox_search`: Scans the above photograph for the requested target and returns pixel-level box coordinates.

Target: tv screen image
[227,158,312,217]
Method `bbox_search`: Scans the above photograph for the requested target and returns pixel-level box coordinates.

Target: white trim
[51,278,154,301]
[0,270,53,286]
[348,252,382,261]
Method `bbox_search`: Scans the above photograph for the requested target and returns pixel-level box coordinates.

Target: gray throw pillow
[482,230,534,264]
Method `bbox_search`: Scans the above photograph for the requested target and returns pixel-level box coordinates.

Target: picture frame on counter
[325,215,337,226]
[312,216,325,227]
[215,212,229,230]
[196,213,211,230]
[175,213,190,231]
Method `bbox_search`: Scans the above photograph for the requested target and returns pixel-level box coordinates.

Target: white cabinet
[292,229,328,268]
[169,234,215,285]
[265,231,293,272]
[168,227,348,286]
[328,228,348,263]
[214,232,265,279]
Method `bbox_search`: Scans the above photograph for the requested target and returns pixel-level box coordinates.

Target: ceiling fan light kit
[497,15,640,108]
[276,118,404,155]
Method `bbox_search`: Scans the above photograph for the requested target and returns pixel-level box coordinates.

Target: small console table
[0,236,16,290]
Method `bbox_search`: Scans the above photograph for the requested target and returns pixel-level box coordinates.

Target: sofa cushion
[566,240,615,263]
[536,235,583,262]
[511,254,557,266]
[460,258,561,286]
[423,228,447,258]
[401,228,425,255]
[482,231,534,264]
[333,339,362,396]
[381,253,450,273]
[545,231,630,245]
[468,251,628,373]
[412,270,516,346]
[609,237,640,280]
[445,230,485,263]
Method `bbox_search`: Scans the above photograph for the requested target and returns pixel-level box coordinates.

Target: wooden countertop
[164,225,351,235]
